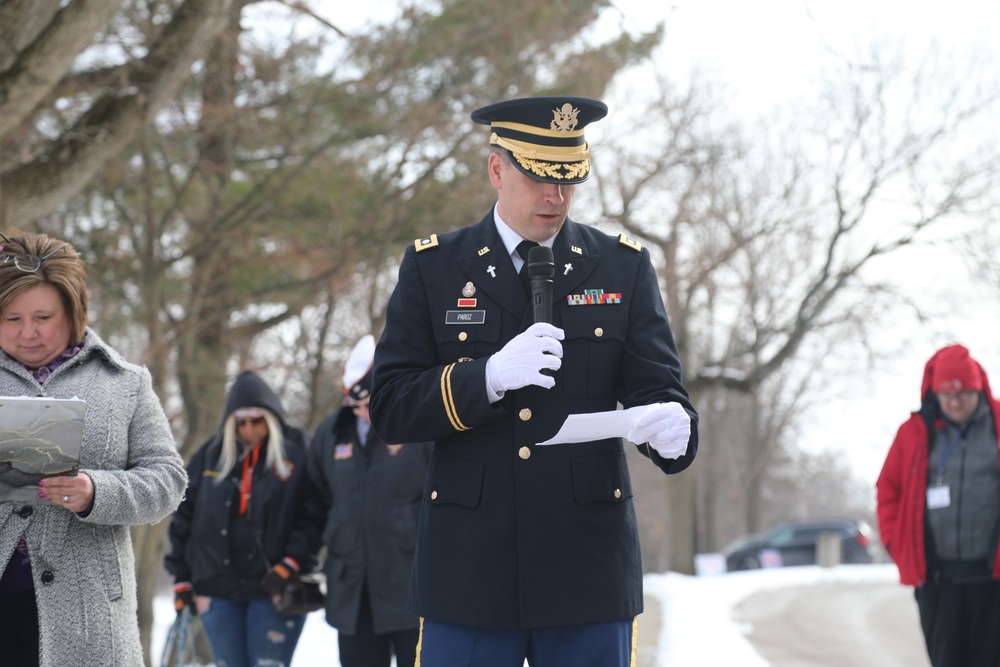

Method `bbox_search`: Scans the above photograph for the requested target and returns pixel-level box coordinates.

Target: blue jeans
[199,596,306,667]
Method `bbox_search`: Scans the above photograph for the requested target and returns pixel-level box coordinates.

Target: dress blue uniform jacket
[370,212,698,630]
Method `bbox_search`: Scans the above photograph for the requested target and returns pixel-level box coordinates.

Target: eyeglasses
[236,417,265,427]
[936,390,977,403]
[0,233,68,273]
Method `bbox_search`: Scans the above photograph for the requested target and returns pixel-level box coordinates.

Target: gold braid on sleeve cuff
[440,363,471,431]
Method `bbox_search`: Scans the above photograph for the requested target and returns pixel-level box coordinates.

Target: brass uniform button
[430,490,438,500]
[458,332,468,342]
[594,327,604,337]
[614,489,622,499]
[519,408,532,421]
[518,446,531,460]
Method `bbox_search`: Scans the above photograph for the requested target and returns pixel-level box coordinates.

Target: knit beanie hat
[932,345,983,393]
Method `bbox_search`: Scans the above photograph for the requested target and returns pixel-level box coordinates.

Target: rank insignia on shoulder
[414,234,439,252]
[618,234,641,252]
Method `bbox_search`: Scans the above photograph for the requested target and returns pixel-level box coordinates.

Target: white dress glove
[485,322,564,396]
[626,402,691,459]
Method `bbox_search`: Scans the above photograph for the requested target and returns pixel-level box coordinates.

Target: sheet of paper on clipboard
[0,396,86,489]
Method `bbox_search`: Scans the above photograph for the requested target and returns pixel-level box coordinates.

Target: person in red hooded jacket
[876,344,1000,667]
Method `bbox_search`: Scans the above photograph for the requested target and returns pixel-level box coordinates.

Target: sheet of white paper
[0,395,86,504]
[536,405,653,445]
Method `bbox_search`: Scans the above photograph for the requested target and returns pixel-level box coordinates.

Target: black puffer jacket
[165,370,324,599]
[308,405,431,634]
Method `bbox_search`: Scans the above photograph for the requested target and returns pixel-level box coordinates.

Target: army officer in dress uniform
[369,96,699,667]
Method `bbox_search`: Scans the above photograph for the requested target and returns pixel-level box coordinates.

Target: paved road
[735,581,931,667]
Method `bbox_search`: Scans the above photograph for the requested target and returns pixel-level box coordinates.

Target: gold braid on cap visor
[490,137,592,182]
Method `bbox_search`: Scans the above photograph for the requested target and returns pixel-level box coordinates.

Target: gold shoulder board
[414,234,439,252]
[618,234,642,252]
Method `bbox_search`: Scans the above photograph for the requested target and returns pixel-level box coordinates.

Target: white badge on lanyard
[927,485,951,509]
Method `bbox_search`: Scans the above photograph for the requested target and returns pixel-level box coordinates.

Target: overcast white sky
[639,0,999,109]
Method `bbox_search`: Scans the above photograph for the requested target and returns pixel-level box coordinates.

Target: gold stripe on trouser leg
[415,617,424,667]
[630,615,638,667]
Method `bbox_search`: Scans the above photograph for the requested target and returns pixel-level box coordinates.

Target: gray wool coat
[0,329,187,667]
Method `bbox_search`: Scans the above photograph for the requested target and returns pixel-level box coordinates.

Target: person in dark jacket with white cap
[309,335,432,667]
[165,369,325,667]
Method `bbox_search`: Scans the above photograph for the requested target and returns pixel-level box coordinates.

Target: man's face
[352,399,371,425]
[489,152,576,242]
[937,390,979,427]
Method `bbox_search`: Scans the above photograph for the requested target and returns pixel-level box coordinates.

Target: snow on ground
[151,563,900,666]
[649,563,899,666]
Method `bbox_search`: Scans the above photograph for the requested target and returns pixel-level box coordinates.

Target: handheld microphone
[527,245,554,324]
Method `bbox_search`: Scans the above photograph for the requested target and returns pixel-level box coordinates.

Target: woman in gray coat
[0,230,187,667]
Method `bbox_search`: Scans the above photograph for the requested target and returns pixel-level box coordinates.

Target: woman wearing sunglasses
[165,369,325,667]
[0,230,187,667]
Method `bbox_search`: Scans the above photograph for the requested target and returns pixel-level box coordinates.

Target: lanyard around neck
[239,440,263,516]
[936,425,963,484]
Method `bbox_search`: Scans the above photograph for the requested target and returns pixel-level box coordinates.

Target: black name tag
[445,310,486,324]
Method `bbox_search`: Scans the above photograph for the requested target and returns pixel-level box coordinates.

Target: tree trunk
[133,522,170,665]
[668,471,697,574]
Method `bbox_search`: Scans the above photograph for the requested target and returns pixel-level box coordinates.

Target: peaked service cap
[471,96,608,184]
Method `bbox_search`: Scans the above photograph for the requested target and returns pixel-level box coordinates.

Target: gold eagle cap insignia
[414,234,440,252]
[550,103,580,133]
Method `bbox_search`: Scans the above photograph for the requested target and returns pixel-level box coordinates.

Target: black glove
[173,582,196,615]
[261,562,300,598]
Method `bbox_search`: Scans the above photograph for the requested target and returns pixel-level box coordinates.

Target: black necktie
[516,240,538,294]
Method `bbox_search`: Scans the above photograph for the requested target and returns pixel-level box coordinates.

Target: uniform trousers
[915,576,1000,667]
[416,617,635,667]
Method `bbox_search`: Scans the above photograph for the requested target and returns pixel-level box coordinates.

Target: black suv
[723,518,876,571]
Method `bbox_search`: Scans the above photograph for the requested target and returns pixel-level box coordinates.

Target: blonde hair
[215,408,291,480]
[0,230,89,341]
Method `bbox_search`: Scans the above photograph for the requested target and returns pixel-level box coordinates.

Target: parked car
[723,518,876,571]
